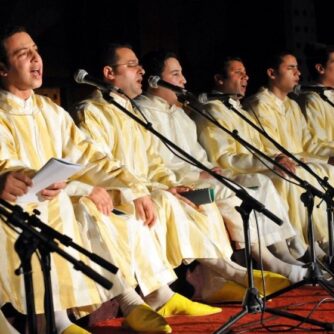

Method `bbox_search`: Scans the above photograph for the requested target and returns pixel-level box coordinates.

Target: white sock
[115,288,146,316]
[287,265,308,283]
[287,236,308,259]
[144,285,174,311]
[198,258,247,286]
[315,242,327,258]
[54,310,72,334]
[252,243,306,283]
[268,241,304,265]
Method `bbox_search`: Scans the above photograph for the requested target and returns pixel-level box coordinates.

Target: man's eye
[19,52,26,57]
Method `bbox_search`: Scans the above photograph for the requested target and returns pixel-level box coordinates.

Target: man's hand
[87,186,114,215]
[200,167,224,179]
[40,181,67,201]
[0,172,32,202]
[168,186,198,209]
[134,195,157,227]
[274,154,296,176]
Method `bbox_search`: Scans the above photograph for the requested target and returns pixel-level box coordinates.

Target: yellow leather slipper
[251,269,290,295]
[61,324,91,334]
[203,280,247,303]
[157,293,222,317]
[123,304,172,333]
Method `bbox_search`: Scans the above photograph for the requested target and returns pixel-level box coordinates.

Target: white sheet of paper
[18,158,82,203]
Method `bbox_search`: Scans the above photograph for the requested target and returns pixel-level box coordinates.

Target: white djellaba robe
[76,90,234,268]
[0,89,176,319]
[245,87,334,247]
[136,93,296,249]
[301,89,334,155]
[65,181,177,297]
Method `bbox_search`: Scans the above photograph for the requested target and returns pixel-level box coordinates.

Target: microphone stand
[220,96,334,271]
[0,199,117,334]
[177,94,334,333]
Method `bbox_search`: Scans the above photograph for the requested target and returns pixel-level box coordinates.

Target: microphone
[148,76,188,96]
[293,84,334,96]
[74,69,120,92]
[198,92,242,104]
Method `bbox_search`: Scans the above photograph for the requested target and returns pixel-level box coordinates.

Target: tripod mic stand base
[214,276,334,333]
[213,287,263,334]
[261,275,334,331]
[265,306,334,331]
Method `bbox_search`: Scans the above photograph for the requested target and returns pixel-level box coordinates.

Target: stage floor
[90,286,334,333]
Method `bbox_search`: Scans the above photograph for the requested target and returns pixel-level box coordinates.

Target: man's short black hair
[141,49,177,91]
[304,42,334,80]
[0,25,27,66]
[213,56,243,79]
[96,42,132,78]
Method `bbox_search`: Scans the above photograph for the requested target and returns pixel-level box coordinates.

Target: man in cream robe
[0,27,198,334]
[301,43,334,159]
[244,52,334,253]
[303,89,334,155]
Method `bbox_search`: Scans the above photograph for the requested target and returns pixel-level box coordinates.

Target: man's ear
[267,68,276,80]
[103,65,115,81]
[0,62,8,77]
[315,63,325,75]
[214,74,224,85]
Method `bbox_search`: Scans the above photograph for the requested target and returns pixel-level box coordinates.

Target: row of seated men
[0,25,333,333]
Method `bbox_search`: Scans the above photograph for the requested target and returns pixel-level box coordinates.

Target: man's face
[109,47,144,99]
[321,52,334,87]
[271,54,300,93]
[220,60,249,97]
[159,57,186,104]
[161,57,186,87]
[1,32,43,99]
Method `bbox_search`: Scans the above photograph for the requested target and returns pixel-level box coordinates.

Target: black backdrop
[1,0,333,108]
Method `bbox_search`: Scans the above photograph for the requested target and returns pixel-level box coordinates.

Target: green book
[179,188,215,205]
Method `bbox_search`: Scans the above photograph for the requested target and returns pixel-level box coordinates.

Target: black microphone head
[148,75,160,89]
[74,69,88,84]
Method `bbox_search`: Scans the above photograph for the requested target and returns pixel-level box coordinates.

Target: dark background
[1,0,333,108]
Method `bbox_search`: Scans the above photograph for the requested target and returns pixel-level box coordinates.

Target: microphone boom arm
[0,199,117,287]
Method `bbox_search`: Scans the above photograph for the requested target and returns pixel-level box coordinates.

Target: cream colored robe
[66,190,177,297]
[77,90,233,267]
[245,87,334,245]
[0,89,161,315]
[136,94,296,248]
[301,89,334,156]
